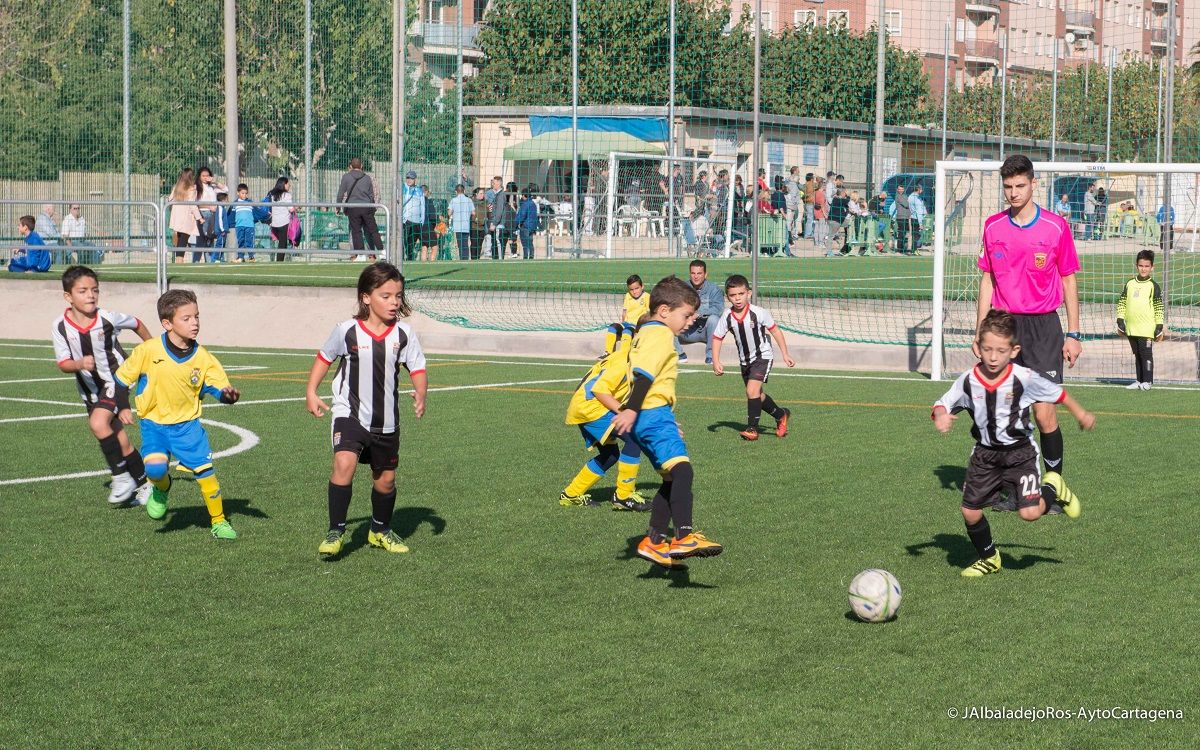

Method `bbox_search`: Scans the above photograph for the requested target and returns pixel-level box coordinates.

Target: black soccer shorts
[332,417,399,472]
[961,442,1043,510]
[740,358,773,384]
[1012,312,1065,384]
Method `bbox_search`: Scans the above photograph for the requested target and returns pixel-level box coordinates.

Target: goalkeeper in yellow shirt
[1116,249,1165,390]
[114,290,241,539]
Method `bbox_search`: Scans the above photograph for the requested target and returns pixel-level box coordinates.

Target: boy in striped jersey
[1116,250,1165,390]
[52,266,153,505]
[932,310,1095,577]
[710,275,794,441]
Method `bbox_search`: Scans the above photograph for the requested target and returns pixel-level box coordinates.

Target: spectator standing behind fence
[803,172,816,239]
[231,184,257,263]
[8,215,51,273]
[205,192,230,263]
[338,157,383,262]
[826,188,849,257]
[61,204,88,263]
[168,168,201,261]
[469,187,488,259]
[448,184,474,261]
[420,185,439,262]
[35,204,62,265]
[268,177,295,262]
[516,187,539,260]
[890,185,910,254]
[401,170,424,262]
[1094,188,1108,238]
[812,178,830,251]
[784,166,802,244]
[195,167,228,262]
[908,185,927,253]
[1083,183,1098,241]
[490,181,515,260]
[1157,203,1175,253]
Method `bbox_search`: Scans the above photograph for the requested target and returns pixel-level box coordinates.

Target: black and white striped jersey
[318,319,426,434]
[933,363,1064,449]
[713,304,777,366]
[51,308,142,404]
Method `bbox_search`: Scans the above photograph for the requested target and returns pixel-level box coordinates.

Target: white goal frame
[932,160,1200,381]
[606,151,737,259]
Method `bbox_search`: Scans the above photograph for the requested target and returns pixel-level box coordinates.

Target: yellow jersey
[565,348,632,425]
[114,334,231,425]
[622,292,650,327]
[628,320,678,410]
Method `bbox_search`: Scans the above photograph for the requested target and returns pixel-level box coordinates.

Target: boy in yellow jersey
[604,274,651,355]
[612,276,723,567]
[114,290,241,540]
[560,343,649,511]
[1116,249,1165,390]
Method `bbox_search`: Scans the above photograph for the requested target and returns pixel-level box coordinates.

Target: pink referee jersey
[979,205,1080,314]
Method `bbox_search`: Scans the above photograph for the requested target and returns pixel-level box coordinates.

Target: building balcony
[416,22,483,55]
[1151,0,1168,7]
[965,0,1001,16]
[964,39,1002,67]
[1064,11,1095,35]
[1150,28,1168,49]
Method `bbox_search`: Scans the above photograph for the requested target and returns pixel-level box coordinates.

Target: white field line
[0,376,74,385]
[0,413,82,425]
[0,418,260,486]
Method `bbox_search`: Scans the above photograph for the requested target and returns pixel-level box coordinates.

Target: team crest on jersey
[189,368,201,386]
[392,341,401,353]
[1033,252,1047,269]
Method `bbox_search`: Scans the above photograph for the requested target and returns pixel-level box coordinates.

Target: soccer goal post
[932,160,1200,383]
[605,152,737,259]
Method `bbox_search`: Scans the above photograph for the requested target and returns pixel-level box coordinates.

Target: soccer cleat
[131,482,152,508]
[677,352,688,362]
[107,473,136,506]
[636,535,674,567]
[210,520,238,540]
[961,551,1002,577]
[146,481,170,520]
[318,529,347,556]
[367,529,410,554]
[739,427,759,441]
[559,491,593,507]
[775,408,791,438]
[668,532,723,559]
[989,488,1017,512]
[611,491,651,512]
[1140,382,1152,391]
[1125,381,1142,390]
[1042,471,1081,519]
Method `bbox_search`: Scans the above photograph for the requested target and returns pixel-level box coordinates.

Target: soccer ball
[848,569,902,623]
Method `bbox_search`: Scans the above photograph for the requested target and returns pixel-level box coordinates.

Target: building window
[827,10,849,31]
[956,18,966,42]
[885,10,902,36]
[794,10,817,29]
[755,10,773,33]
[802,141,820,166]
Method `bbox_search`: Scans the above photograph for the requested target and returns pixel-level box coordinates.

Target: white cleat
[131,481,152,507]
[1125,381,1142,390]
[1140,382,1152,391]
[107,473,136,505]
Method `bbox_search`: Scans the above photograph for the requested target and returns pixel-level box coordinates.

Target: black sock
[668,463,695,539]
[98,434,126,475]
[747,397,762,429]
[965,517,996,559]
[370,487,397,533]
[328,482,352,532]
[1040,428,1064,474]
[761,394,785,420]
[649,484,672,543]
[124,449,147,485]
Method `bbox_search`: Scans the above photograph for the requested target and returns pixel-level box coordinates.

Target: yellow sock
[150,474,171,492]
[564,461,605,497]
[196,474,225,525]
[615,457,640,500]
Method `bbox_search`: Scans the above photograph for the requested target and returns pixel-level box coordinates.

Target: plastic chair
[615,205,637,237]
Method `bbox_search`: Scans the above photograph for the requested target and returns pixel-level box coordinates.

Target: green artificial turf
[1,339,1196,749]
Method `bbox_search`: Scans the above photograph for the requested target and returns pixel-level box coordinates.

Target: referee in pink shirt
[976,155,1082,511]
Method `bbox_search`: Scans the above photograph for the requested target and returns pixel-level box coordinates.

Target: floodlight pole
[998,32,1008,161]
[456,0,464,196]
[571,0,579,252]
[941,20,949,159]
[224,0,239,194]
[391,0,406,266]
[1050,37,1058,162]
[304,0,313,240]
[668,0,677,256]
[122,0,131,249]
[751,0,762,287]
[1105,46,1114,163]
[873,0,886,192]
[1163,0,1178,323]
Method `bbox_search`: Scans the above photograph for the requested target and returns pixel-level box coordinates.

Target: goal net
[932,161,1200,384]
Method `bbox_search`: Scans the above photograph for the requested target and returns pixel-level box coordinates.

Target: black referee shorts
[1012,312,1064,384]
[962,442,1042,510]
[740,358,773,384]
[332,417,399,472]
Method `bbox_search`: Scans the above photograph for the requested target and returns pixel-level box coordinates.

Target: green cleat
[367,529,410,554]
[1042,471,1081,519]
[210,520,238,540]
[962,551,1002,577]
[146,480,170,520]
[611,491,651,512]
[318,529,347,556]
[559,491,592,507]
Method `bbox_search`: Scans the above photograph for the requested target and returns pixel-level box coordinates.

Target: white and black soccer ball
[848,569,902,623]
